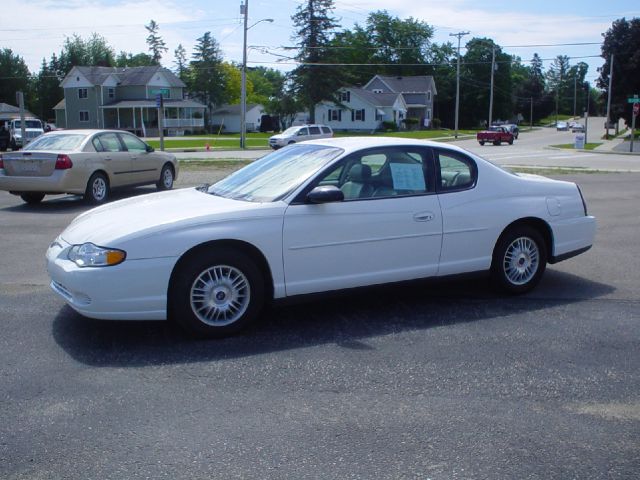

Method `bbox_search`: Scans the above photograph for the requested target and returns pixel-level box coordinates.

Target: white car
[269,124,333,149]
[47,137,596,337]
[0,130,178,204]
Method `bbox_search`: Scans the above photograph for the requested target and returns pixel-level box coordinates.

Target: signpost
[629,95,639,153]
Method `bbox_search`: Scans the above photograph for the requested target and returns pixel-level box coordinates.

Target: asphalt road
[1,171,639,479]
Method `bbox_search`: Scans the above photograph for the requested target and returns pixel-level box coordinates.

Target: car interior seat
[341,164,374,199]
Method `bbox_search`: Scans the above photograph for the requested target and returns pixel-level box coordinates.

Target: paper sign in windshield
[390,163,426,191]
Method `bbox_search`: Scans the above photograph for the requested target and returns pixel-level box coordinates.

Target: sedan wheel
[85,172,109,204]
[171,248,265,337]
[479,141,485,146]
[491,226,547,294]
[157,164,174,191]
[20,192,45,204]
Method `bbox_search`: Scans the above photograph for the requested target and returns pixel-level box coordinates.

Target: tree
[115,52,155,67]
[173,44,188,80]
[0,49,32,107]
[290,0,341,122]
[145,20,168,65]
[57,33,115,74]
[598,17,640,126]
[189,32,226,129]
[34,57,63,121]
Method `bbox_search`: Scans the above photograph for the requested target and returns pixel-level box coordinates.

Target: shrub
[431,118,441,129]
[381,121,398,131]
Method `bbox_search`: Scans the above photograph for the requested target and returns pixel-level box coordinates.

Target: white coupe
[46,137,596,337]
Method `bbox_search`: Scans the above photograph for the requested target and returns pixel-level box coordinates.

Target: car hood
[60,187,274,246]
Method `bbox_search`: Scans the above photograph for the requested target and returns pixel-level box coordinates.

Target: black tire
[508,138,514,145]
[491,225,547,294]
[479,140,485,146]
[84,172,109,205]
[493,140,501,146]
[170,248,265,337]
[156,163,174,191]
[20,192,45,204]
[288,141,295,145]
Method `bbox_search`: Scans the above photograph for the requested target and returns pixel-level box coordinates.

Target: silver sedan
[0,129,178,204]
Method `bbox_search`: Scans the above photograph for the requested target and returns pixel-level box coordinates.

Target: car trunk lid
[1,151,58,177]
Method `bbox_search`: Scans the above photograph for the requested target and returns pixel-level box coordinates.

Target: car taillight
[55,154,73,170]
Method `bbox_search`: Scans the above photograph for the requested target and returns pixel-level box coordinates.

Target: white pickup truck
[0,118,45,150]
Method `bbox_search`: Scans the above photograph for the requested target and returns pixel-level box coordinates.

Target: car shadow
[52,270,615,367]
[1,186,159,213]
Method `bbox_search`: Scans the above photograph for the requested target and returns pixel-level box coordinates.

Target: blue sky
[1,0,638,84]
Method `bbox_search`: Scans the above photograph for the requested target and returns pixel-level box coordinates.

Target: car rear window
[23,134,86,151]
[321,126,332,134]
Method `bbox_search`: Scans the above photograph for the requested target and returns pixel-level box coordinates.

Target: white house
[315,88,408,131]
[210,103,265,133]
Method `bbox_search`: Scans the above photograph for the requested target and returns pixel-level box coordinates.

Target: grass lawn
[536,115,574,126]
[147,129,478,150]
[550,143,602,150]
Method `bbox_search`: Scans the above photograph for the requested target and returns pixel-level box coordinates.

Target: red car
[477,126,514,146]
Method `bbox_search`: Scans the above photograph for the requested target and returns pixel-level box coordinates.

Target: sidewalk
[592,132,640,155]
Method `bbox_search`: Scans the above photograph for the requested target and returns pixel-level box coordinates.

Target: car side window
[321,126,332,134]
[96,133,123,152]
[119,133,147,153]
[313,147,431,201]
[436,149,476,191]
[308,126,321,135]
[92,137,104,152]
[297,127,309,137]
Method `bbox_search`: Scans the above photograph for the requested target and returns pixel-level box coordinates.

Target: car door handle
[104,157,112,161]
[413,212,435,222]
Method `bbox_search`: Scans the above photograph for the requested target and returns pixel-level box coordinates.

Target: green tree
[0,49,32,107]
[545,55,571,115]
[115,52,155,67]
[173,44,188,80]
[189,32,226,129]
[58,33,115,73]
[34,57,63,121]
[598,17,640,126]
[290,0,341,122]
[145,20,168,65]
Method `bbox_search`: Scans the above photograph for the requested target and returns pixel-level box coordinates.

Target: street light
[240,0,273,149]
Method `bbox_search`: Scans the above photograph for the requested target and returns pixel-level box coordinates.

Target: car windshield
[488,126,501,131]
[281,127,301,136]
[24,134,86,151]
[208,144,343,202]
[13,120,42,129]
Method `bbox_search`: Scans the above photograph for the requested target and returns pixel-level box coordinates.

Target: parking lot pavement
[1,173,639,479]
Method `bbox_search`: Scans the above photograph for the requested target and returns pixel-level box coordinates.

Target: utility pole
[555,71,562,127]
[449,31,469,139]
[488,45,495,127]
[605,53,614,139]
[584,83,590,145]
[530,97,533,129]
[240,0,249,149]
[573,76,577,117]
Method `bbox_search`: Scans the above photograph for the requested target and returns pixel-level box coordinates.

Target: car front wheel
[479,140,485,146]
[157,164,174,190]
[170,248,265,337]
[20,192,45,204]
[491,226,547,294]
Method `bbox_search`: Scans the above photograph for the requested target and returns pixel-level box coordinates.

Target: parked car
[571,123,585,133]
[0,129,178,205]
[556,121,569,131]
[46,137,596,338]
[477,126,514,146]
[269,124,333,149]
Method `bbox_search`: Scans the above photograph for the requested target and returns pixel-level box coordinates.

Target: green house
[55,66,206,136]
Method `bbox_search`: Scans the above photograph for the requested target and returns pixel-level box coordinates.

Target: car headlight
[68,242,126,267]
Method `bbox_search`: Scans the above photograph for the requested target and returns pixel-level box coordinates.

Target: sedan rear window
[23,134,86,151]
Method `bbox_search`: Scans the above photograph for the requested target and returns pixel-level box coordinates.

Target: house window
[79,111,89,122]
[372,89,383,94]
[427,91,432,102]
[78,88,88,99]
[328,109,342,121]
[352,109,365,121]
[426,109,432,120]
[150,88,170,99]
[108,88,115,99]
[341,91,350,102]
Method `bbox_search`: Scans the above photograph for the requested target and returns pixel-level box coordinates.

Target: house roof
[365,75,437,95]
[0,102,37,118]
[350,89,402,108]
[211,104,262,115]
[53,99,65,110]
[67,66,186,88]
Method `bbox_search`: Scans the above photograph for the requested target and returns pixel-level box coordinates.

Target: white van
[269,124,333,149]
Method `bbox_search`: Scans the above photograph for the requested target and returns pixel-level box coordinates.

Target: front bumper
[46,237,177,320]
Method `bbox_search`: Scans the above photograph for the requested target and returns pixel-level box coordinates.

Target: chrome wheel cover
[503,236,539,285]
[92,177,107,201]
[162,167,173,188]
[190,265,250,326]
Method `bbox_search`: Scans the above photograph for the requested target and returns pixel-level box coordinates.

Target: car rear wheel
[491,226,547,294]
[156,163,174,190]
[20,192,45,204]
[508,138,514,145]
[493,140,501,146]
[170,248,265,337]
[85,172,109,204]
[479,141,485,146]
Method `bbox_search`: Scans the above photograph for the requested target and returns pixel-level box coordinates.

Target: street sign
[628,95,640,104]
[155,93,163,108]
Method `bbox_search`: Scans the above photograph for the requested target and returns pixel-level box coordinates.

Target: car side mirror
[306,185,344,204]
[146,144,154,153]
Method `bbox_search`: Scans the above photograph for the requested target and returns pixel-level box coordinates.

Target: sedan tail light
[55,154,73,170]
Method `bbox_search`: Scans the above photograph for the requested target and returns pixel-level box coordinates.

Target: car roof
[45,129,134,136]
[301,135,469,154]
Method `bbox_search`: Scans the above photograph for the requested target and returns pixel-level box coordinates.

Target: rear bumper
[0,169,85,194]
